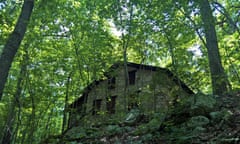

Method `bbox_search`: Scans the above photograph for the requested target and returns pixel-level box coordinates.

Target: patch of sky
[188,44,202,57]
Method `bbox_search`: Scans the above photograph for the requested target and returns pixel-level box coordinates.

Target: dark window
[128,71,136,85]
[106,96,117,114]
[92,99,102,115]
[127,93,138,111]
[108,77,116,89]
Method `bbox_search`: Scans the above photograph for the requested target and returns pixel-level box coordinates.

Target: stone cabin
[68,62,194,128]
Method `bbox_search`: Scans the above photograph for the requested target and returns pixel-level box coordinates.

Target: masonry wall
[69,65,192,127]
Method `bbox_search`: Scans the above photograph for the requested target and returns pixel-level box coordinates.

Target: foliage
[42,92,240,143]
[133,113,166,135]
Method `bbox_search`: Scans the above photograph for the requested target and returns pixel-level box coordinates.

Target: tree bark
[0,0,34,100]
[1,51,28,144]
[62,72,72,134]
[198,0,230,95]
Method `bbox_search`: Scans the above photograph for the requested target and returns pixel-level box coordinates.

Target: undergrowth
[42,91,240,144]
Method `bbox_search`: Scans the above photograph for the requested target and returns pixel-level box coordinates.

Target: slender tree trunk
[120,1,133,112]
[0,0,34,100]
[28,91,36,144]
[198,0,230,95]
[62,72,72,133]
[1,51,27,144]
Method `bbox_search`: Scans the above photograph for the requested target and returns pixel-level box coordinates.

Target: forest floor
[42,90,240,144]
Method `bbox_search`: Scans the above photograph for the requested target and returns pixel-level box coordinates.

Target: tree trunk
[1,51,27,144]
[198,0,230,95]
[62,73,72,134]
[0,0,34,100]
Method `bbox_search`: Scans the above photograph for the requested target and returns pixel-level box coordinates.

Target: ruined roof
[69,62,194,108]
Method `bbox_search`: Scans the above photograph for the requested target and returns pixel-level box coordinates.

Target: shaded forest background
[0,0,239,143]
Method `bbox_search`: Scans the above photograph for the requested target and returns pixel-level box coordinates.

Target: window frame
[128,70,136,85]
[92,99,102,115]
[106,96,117,114]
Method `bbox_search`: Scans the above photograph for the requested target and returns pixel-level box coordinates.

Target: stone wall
[69,65,192,127]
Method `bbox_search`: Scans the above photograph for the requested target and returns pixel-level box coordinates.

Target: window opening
[92,99,102,115]
[128,92,139,111]
[128,71,136,85]
[106,96,117,114]
[108,77,116,89]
